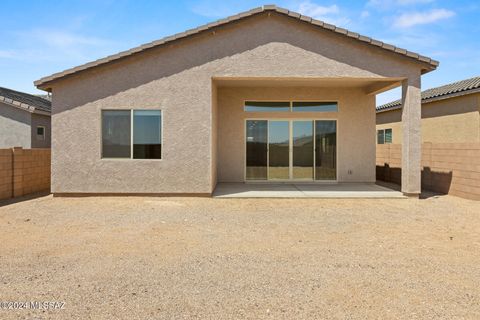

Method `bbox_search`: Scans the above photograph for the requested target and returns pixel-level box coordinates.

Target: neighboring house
[34,5,438,197]
[0,87,51,148]
[376,77,480,144]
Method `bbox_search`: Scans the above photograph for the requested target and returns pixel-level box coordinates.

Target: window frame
[377,128,393,144]
[244,101,291,112]
[36,126,46,141]
[292,101,338,112]
[101,109,163,161]
[244,100,339,113]
[244,118,338,182]
[384,128,392,144]
[377,129,384,144]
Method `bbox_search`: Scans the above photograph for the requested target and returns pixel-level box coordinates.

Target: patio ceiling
[213,77,402,95]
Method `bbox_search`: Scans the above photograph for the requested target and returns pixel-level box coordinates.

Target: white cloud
[393,9,455,28]
[0,50,16,59]
[0,29,117,63]
[27,29,112,50]
[190,1,246,18]
[297,1,350,26]
[361,10,370,18]
[368,0,434,6]
[380,32,440,48]
[396,0,434,4]
[298,2,339,17]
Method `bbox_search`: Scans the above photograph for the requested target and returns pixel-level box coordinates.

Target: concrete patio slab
[213,182,405,198]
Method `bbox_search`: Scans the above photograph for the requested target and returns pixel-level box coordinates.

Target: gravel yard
[0,194,479,319]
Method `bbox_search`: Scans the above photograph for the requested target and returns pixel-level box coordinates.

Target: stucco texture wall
[47,12,424,194]
[217,86,376,183]
[30,113,51,148]
[376,93,480,144]
[0,102,32,148]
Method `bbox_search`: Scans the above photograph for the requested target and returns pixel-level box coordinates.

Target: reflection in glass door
[268,121,290,180]
[315,120,336,180]
[246,120,336,181]
[293,121,314,180]
[246,120,268,180]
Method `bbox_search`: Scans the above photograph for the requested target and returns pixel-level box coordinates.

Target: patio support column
[401,75,422,197]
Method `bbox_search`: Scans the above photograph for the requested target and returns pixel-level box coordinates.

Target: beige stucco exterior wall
[47,12,425,194]
[0,102,32,148]
[30,113,51,148]
[376,93,480,144]
[211,82,218,190]
[217,86,376,183]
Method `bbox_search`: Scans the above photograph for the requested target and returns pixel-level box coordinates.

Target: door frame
[244,118,338,183]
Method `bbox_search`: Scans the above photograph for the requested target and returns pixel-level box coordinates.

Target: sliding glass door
[292,121,314,180]
[315,121,337,180]
[268,121,290,180]
[246,120,336,181]
[245,120,268,180]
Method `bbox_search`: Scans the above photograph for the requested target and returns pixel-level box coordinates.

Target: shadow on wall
[49,12,415,112]
[421,167,453,194]
[376,164,453,195]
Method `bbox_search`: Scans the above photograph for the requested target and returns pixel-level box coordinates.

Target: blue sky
[1,0,479,105]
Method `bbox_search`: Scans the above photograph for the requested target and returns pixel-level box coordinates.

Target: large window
[292,102,338,112]
[102,110,131,158]
[244,101,290,112]
[102,110,162,159]
[245,101,337,112]
[377,129,392,144]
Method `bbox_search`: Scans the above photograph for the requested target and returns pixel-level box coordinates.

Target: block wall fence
[0,148,51,201]
[2,145,478,200]
[377,143,480,200]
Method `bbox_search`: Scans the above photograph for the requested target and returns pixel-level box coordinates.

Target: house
[34,5,438,197]
[376,77,480,144]
[0,87,51,148]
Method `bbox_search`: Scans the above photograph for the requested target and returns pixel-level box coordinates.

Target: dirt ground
[0,194,479,319]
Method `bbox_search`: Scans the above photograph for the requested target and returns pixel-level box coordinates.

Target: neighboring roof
[35,94,52,101]
[0,87,51,114]
[35,5,439,90]
[377,76,480,112]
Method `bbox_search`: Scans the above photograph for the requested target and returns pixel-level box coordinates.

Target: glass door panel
[246,120,268,180]
[292,121,314,180]
[268,121,290,180]
[315,120,336,180]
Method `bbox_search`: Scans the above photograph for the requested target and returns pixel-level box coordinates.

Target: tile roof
[35,5,438,90]
[0,86,51,114]
[376,76,480,112]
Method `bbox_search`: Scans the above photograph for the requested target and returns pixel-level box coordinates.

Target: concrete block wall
[376,144,402,185]
[377,143,480,200]
[0,148,50,201]
[0,149,13,199]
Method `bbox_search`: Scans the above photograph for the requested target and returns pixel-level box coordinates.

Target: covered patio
[213,76,425,197]
[213,182,404,198]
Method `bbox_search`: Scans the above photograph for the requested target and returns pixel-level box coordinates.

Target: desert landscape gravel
[0,194,479,319]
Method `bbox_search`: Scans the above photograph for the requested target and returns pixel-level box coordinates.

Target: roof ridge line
[34,5,439,89]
